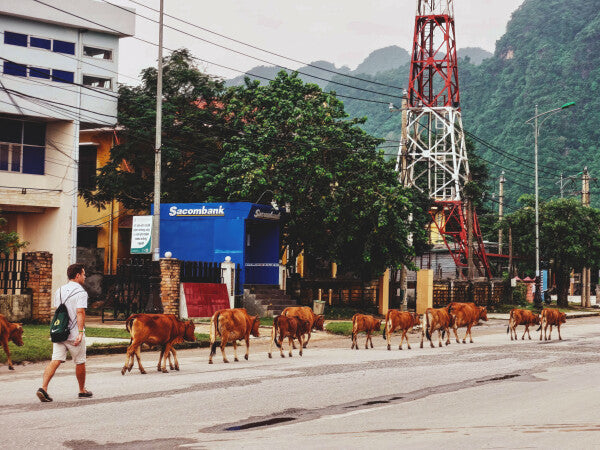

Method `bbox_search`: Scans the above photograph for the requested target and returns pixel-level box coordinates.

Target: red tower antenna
[398,0,492,278]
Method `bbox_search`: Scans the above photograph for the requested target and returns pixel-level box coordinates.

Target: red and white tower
[398,0,491,278]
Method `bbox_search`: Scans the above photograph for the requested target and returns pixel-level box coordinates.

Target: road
[1,316,600,449]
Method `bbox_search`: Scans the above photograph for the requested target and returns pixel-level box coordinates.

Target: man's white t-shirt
[53,281,88,341]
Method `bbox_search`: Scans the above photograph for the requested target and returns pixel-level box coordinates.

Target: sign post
[131,216,153,254]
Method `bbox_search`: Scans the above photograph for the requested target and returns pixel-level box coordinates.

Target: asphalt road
[1,317,600,449]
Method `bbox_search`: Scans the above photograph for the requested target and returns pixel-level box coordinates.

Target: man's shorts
[51,336,86,364]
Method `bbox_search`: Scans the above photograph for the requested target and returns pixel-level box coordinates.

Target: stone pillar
[416,269,433,314]
[378,269,390,316]
[221,256,236,309]
[160,258,181,316]
[24,251,53,323]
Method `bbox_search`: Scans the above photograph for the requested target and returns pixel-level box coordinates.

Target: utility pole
[466,177,476,280]
[582,167,591,307]
[151,0,164,262]
[498,171,505,255]
[397,91,409,310]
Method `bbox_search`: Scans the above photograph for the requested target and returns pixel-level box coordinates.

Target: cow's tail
[382,311,391,340]
[273,316,282,349]
[125,314,137,344]
[351,314,358,345]
[507,309,513,334]
[425,311,431,341]
[209,312,220,357]
[536,310,544,331]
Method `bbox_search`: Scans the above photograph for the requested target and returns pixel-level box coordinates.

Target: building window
[78,145,97,190]
[83,75,112,90]
[3,61,27,77]
[4,31,27,47]
[52,39,75,55]
[51,69,74,84]
[0,118,46,175]
[83,46,112,60]
[77,227,98,248]
[29,67,51,79]
[29,36,51,50]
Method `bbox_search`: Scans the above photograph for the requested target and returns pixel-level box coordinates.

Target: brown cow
[351,314,382,350]
[268,315,310,358]
[538,308,566,341]
[281,306,324,348]
[0,314,24,371]
[420,306,452,348]
[448,302,488,344]
[383,310,420,350]
[122,314,196,375]
[209,308,260,364]
[507,308,540,341]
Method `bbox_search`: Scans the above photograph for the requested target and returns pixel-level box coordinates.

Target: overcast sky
[112,0,525,84]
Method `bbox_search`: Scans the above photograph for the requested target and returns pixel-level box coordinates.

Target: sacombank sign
[169,205,225,217]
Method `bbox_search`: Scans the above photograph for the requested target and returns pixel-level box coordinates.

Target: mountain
[457,47,493,65]
[323,0,600,208]
[354,46,410,75]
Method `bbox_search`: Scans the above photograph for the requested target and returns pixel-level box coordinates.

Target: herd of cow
[0,303,568,374]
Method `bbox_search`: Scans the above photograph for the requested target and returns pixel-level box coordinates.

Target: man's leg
[41,360,61,391]
[75,363,86,393]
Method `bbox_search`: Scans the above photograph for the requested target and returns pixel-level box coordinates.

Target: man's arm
[73,308,86,346]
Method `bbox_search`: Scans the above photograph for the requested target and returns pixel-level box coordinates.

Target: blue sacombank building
[158,202,282,290]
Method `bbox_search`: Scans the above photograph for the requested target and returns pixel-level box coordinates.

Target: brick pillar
[24,251,53,323]
[160,258,181,316]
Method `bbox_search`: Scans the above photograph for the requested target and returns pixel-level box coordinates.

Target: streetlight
[525,101,575,304]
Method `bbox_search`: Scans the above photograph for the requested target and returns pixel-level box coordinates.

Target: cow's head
[412,313,421,326]
[250,316,260,337]
[559,312,567,324]
[184,320,196,342]
[533,314,541,325]
[313,315,325,331]
[479,307,488,322]
[10,323,24,347]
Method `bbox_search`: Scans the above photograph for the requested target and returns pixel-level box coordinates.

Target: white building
[0,0,134,292]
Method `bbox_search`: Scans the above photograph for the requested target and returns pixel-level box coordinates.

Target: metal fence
[291,278,379,309]
[0,253,28,294]
[432,279,508,308]
[180,260,241,293]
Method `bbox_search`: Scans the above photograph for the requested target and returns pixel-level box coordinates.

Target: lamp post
[525,101,575,304]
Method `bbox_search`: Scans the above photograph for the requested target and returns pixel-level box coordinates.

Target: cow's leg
[303,331,311,349]
[157,346,166,372]
[465,324,473,344]
[398,330,405,350]
[521,325,527,340]
[244,336,250,361]
[268,326,275,358]
[540,317,545,341]
[134,345,146,374]
[2,340,13,370]
[288,337,294,357]
[171,348,180,370]
[160,342,171,373]
[445,327,451,346]
[220,331,229,363]
[548,324,553,341]
[351,331,357,350]
[437,329,443,347]
[558,323,562,340]
[405,330,412,350]
[233,340,239,362]
[298,335,304,356]
[451,322,460,343]
[122,343,133,375]
[365,332,371,349]
[387,324,393,351]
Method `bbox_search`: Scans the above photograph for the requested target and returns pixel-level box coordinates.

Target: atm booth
[159,202,282,291]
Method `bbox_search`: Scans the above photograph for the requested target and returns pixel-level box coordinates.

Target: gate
[0,252,28,294]
[102,258,161,322]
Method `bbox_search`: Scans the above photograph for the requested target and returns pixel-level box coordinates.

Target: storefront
[159,202,282,289]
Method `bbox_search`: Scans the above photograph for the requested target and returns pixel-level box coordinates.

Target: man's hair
[67,263,85,280]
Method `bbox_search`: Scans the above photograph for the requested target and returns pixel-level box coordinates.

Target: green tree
[501,196,600,307]
[81,49,231,211]
[207,71,430,279]
[0,216,27,254]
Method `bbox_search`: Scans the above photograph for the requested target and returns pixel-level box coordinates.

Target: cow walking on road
[209,308,259,364]
[122,314,196,375]
[538,308,566,341]
[268,315,310,358]
[350,314,381,350]
[448,302,488,344]
[507,309,540,340]
[0,314,24,371]
[383,310,419,350]
[420,306,452,348]
[281,306,324,348]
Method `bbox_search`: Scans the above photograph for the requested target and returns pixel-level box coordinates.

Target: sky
[111,0,525,85]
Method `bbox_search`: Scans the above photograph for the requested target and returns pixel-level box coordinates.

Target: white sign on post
[131,216,153,254]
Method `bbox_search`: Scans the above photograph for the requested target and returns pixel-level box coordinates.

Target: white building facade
[0,0,134,292]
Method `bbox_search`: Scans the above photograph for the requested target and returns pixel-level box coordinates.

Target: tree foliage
[0,216,27,255]
[81,49,231,211]
[501,196,600,306]
[207,72,430,279]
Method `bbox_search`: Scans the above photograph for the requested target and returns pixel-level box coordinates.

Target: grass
[0,324,211,365]
[325,321,384,337]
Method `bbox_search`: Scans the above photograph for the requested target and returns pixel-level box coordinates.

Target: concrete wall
[0,294,32,322]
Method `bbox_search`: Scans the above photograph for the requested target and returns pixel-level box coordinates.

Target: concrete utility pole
[151,0,164,262]
[398,91,409,310]
[498,171,505,255]
[582,167,591,307]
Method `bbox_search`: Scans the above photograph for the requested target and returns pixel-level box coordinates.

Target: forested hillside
[325,0,600,209]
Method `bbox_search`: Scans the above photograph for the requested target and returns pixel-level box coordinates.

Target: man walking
[37,263,92,402]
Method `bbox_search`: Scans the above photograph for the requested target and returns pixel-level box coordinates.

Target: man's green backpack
[50,289,80,343]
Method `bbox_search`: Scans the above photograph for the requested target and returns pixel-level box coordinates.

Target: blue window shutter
[29,67,51,79]
[4,32,27,46]
[22,146,45,175]
[30,36,51,50]
[3,61,27,77]
[52,69,74,83]
[52,40,75,55]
